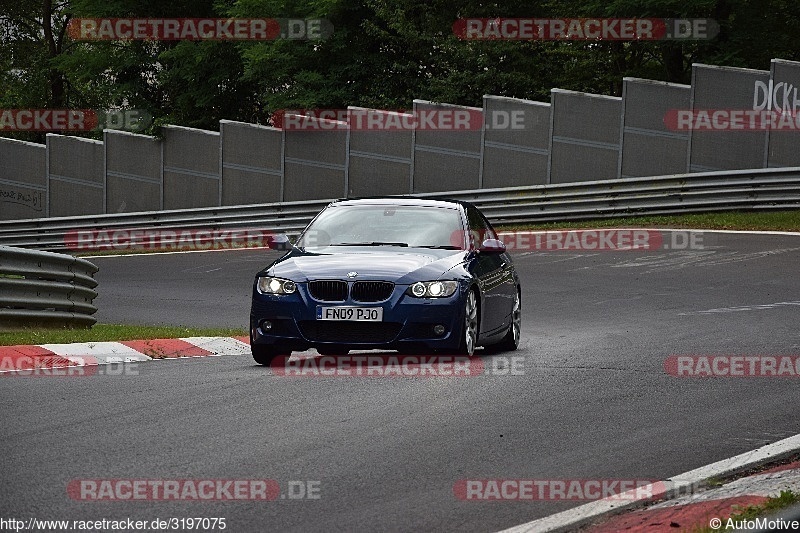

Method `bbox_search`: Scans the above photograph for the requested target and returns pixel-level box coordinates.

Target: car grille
[298,321,402,343]
[308,280,348,302]
[307,280,394,302]
[351,281,395,302]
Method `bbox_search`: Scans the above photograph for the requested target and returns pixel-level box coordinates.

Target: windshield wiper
[331,242,409,247]
[415,245,462,250]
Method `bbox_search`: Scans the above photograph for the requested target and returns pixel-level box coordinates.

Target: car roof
[329,197,476,210]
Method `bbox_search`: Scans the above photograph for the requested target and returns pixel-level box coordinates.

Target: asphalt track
[2,231,800,532]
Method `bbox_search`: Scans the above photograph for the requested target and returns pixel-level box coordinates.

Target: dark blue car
[249,198,521,365]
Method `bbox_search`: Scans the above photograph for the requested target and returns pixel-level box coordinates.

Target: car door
[467,206,508,335]
[480,211,517,331]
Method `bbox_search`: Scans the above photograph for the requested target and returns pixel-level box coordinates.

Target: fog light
[433,324,446,335]
[261,320,273,331]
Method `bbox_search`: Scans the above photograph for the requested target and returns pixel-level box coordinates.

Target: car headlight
[256,276,297,295]
[407,281,458,298]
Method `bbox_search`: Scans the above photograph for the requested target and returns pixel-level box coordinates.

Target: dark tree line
[2,0,799,141]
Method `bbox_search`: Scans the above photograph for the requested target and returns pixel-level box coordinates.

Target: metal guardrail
[1,167,799,251]
[0,245,99,327]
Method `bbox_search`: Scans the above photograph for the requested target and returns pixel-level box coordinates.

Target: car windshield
[297,204,465,250]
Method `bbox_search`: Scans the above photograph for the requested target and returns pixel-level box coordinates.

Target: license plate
[316,306,383,321]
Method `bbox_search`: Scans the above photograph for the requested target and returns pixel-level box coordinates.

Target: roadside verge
[498,434,800,533]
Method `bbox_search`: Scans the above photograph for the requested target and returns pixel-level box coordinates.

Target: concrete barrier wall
[162,126,221,209]
[549,89,622,183]
[0,138,46,220]
[688,64,770,172]
[619,78,691,177]
[765,59,800,168]
[104,130,162,213]
[412,100,482,192]
[220,120,283,205]
[46,134,104,217]
[3,56,799,222]
[347,107,413,196]
[481,96,550,187]
[283,115,348,201]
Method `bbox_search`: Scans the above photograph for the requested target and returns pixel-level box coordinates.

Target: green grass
[0,324,247,346]
[499,210,800,232]
[688,490,799,532]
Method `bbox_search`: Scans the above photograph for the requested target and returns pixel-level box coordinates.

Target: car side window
[479,212,498,240]
[467,206,497,247]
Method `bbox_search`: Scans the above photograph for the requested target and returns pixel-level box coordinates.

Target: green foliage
[2,0,799,138]
[0,324,247,345]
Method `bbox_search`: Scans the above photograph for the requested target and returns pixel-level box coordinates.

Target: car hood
[263,248,468,284]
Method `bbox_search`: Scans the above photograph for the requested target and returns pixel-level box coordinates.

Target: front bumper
[250,281,465,352]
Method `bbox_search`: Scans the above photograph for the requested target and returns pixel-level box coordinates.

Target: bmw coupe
[249,198,521,365]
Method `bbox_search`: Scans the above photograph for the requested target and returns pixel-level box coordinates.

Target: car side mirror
[268,234,293,250]
[480,238,506,253]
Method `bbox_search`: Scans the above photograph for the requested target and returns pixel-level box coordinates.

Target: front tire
[317,346,349,356]
[495,289,521,352]
[252,344,288,366]
[454,289,479,356]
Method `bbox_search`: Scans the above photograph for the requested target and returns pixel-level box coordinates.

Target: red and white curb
[497,433,800,533]
[0,337,251,373]
[649,462,800,508]
[585,462,800,532]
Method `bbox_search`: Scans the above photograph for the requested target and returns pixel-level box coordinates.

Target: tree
[1,0,72,141]
[2,0,799,141]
